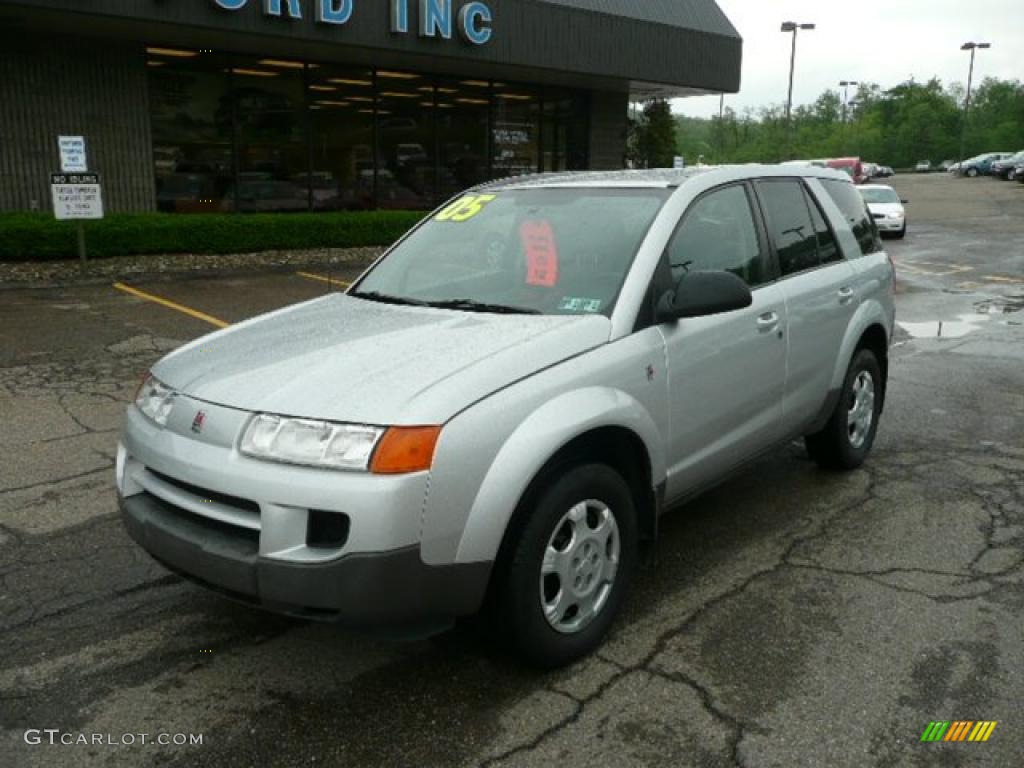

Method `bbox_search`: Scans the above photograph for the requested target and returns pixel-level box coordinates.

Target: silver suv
[117,166,895,667]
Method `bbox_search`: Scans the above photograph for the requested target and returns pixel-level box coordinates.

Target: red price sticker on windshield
[435,194,497,222]
[520,220,559,287]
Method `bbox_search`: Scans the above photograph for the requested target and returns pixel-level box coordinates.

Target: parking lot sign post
[50,172,104,265]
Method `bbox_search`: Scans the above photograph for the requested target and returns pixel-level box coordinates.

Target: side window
[756,180,820,277]
[667,184,766,287]
[804,186,841,264]
[820,179,882,256]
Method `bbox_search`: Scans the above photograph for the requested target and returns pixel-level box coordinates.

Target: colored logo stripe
[968,722,997,742]
[922,721,997,743]
[944,721,973,741]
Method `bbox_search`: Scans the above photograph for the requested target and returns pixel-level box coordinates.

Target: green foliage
[628,99,680,168]
[0,211,423,262]
[676,77,1024,168]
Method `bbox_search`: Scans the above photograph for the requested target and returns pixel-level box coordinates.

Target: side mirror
[657,270,753,322]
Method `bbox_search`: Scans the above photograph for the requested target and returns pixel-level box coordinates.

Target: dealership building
[0,0,740,214]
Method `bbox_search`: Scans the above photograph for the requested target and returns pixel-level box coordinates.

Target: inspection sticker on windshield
[435,194,497,222]
[559,297,602,313]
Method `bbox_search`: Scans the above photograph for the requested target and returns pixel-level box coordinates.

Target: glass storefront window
[308,65,375,210]
[436,78,489,202]
[492,83,540,178]
[376,71,436,210]
[146,49,589,213]
[147,48,234,213]
[230,57,308,213]
[543,91,589,172]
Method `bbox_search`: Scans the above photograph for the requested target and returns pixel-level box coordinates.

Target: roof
[480,165,853,191]
[537,0,740,39]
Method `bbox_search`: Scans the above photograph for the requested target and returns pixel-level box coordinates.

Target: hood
[152,294,611,425]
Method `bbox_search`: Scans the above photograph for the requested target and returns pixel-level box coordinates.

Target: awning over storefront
[0,0,741,98]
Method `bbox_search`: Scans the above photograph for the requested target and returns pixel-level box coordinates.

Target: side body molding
[453,387,666,564]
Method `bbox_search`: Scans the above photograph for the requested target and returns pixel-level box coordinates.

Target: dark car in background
[991,151,1024,180]
[1016,160,1024,184]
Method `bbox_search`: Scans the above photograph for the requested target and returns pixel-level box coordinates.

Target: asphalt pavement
[1,173,1022,767]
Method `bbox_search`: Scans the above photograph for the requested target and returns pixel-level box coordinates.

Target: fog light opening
[306,510,351,549]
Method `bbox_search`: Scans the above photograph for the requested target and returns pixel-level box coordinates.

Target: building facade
[0,0,741,214]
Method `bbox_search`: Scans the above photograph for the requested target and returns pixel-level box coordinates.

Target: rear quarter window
[820,179,882,257]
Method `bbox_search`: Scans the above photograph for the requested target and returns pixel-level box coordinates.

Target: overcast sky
[672,0,1023,118]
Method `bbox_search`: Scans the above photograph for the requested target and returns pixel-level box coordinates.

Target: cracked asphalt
[1,174,1022,767]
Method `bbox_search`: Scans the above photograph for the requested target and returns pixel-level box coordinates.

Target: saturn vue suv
[117,166,895,667]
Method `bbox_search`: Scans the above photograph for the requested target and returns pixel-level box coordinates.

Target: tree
[639,100,678,168]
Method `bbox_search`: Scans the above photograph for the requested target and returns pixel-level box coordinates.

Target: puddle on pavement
[900,296,1024,339]
[974,295,1024,315]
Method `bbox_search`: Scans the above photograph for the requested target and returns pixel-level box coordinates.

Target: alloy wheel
[847,370,876,449]
[539,500,620,635]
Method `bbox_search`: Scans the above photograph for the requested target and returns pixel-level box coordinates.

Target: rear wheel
[805,348,883,470]
[495,463,637,668]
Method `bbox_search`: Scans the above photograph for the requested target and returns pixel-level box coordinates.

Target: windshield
[351,188,671,317]
[859,187,900,205]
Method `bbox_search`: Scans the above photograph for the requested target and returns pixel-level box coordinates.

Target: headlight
[135,374,176,426]
[240,414,385,471]
[890,212,905,219]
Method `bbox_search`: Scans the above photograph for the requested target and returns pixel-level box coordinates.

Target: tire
[495,463,638,668]
[1009,169,1017,181]
[805,348,883,470]
[894,224,906,240]
[966,167,979,178]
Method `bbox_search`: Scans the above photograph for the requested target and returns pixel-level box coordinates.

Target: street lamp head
[800,23,816,30]
[978,43,992,49]
[781,21,797,31]
[962,41,992,50]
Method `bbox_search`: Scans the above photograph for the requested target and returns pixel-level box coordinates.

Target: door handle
[757,311,780,333]
[838,286,856,304]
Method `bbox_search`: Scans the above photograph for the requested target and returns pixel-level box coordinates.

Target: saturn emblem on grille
[191,410,207,434]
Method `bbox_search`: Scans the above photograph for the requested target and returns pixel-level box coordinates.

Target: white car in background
[859,184,906,239]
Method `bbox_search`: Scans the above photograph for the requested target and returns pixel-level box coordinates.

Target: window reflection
[148,49,233,213]
[492,84,540,178]
[308,66,375,210]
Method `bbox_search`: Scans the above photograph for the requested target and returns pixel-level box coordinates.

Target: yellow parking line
[983,275,1024,284]
[113,282,230,329]
[297,271,351,289]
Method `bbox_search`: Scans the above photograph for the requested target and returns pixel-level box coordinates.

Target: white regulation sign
[51,173,104,220]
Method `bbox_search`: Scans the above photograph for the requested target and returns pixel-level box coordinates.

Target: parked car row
[990,151,1024,181]
[783,158,893,184]
[946,152,1017,178]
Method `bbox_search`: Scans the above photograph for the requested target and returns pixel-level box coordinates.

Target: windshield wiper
[349,290,431,307]
[425,298,543,315]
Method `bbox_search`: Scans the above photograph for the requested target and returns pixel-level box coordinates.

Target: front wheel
[805,348,883,470]
[495,464,637,668]
[895,224,906,239]
[966,167,979,178]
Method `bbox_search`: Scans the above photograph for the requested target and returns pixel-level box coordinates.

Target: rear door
[753,179,859,436]
[658,182,788,500]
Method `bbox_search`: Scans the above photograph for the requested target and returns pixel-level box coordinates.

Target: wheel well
[856,324,889,408]
[486,427,657,598]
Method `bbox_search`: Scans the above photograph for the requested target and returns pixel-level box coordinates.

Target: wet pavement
[1,173,1022,767]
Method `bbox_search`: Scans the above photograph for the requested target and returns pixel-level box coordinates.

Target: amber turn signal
[370,426,442,474]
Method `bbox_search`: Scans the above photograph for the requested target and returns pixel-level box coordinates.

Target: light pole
[718,92,725,162]
[781,21,815,159]
[839,80,859,123]
[959,42,991,164]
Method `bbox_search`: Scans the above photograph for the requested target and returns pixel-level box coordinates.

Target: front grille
[149,470,260,515]
[141,490,260,548]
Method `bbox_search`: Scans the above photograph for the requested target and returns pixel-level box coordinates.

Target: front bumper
[874,217,905,232]
[120,491,491,626]
[117,399,492,626]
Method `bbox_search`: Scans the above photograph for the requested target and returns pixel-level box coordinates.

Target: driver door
[658,182,788,501]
